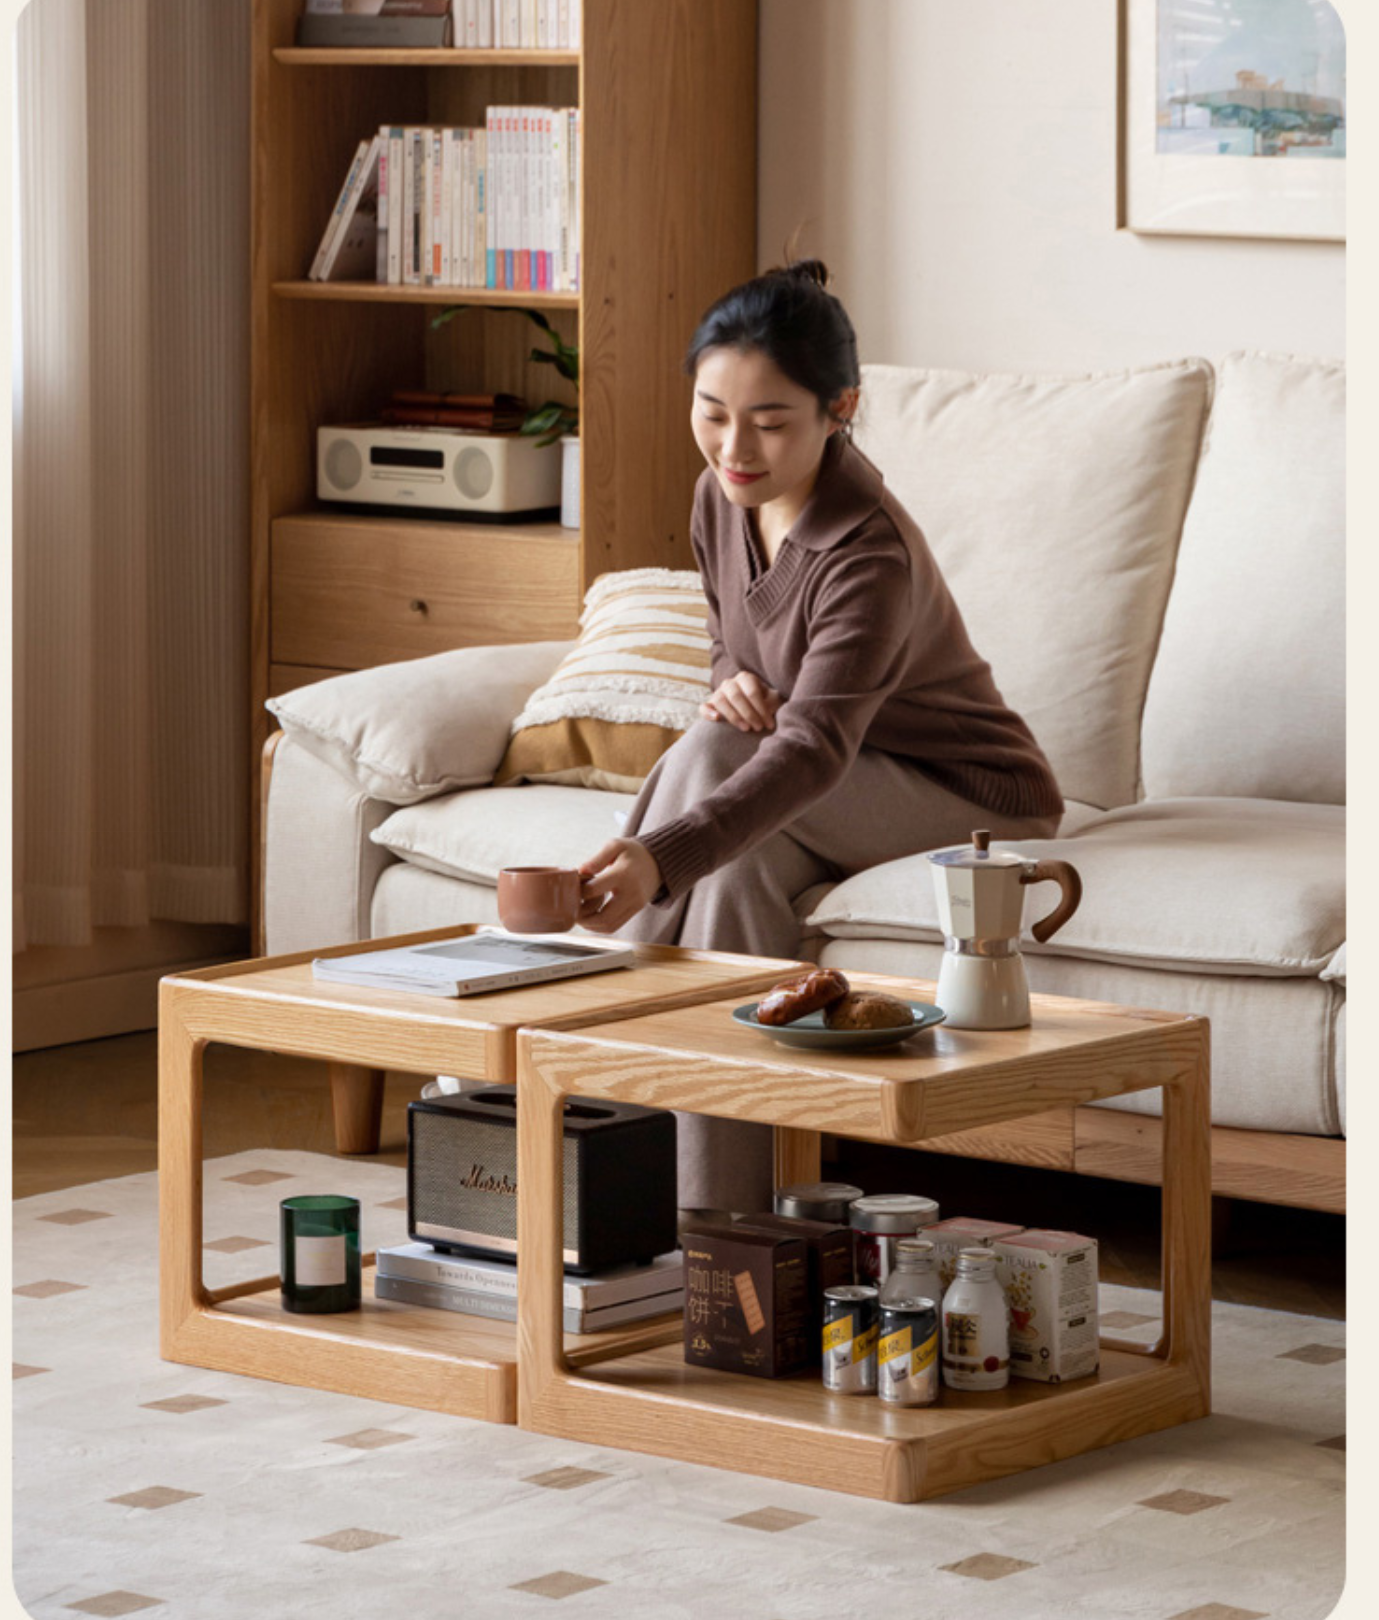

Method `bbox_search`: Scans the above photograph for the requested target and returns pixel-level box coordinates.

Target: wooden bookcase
[249,0,759,925]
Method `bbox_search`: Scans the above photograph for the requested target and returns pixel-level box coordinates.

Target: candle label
[294,1234,347,1287]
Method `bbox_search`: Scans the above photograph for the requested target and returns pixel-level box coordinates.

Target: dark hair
[684,259,860,432]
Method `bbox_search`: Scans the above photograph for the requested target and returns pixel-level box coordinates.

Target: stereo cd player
[317,423,561,519]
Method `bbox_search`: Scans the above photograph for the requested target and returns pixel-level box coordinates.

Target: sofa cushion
[372,783,636,885]
[267,640,572,805]
[854,358,1212,809]
[806,798,1344,978]
[1140,352,1345,806]
[815,935,1341,1138]
[495,569,713,792]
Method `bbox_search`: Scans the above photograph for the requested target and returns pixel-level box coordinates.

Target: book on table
[374,1243,684,1333]
[311,929,635,997]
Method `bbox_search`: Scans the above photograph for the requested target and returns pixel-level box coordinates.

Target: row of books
[308,109,581,291]
[298,1,581,50]
[374,1242,684,1334]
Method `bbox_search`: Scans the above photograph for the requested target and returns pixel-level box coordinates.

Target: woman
[578,261,1064,1215]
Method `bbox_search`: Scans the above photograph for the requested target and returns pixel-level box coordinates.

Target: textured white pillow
[855,359,1213,809]
[1139,351,1345,805]
[267,640,572,805]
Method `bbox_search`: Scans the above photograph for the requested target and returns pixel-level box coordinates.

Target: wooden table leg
[517,1041,569,1426]
[1160,1017,1212,1413]
[158,984,208,1357]
[773,1126,822,1188]
[329,1063,385,1154]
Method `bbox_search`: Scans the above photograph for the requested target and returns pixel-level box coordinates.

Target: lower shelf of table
[526,1343,1207,1502]
[165,1268,682,1426]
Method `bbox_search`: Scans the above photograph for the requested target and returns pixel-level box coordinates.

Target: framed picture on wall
[1118,0,1345,241]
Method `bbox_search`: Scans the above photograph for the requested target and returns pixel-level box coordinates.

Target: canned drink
[774,1181,865,1225]
[822,1285,879,1394]
[877,1296,940,1407]
[850,1194,941,1285]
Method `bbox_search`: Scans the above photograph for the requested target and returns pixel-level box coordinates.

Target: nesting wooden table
[515,974,1212,1502]
[157,929,801,1423]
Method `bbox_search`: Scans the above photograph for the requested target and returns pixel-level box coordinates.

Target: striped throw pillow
[494,569,713,792]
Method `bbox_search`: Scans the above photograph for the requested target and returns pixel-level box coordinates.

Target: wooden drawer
[271,512,582,669]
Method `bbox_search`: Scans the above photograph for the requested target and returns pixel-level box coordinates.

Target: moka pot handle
[1020,859,1082,944]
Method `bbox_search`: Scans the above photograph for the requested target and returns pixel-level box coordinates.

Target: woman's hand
[700,670,782,732]
[578,837,664,932]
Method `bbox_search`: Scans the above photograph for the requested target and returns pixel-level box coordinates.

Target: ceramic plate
[732,1001,945,1052]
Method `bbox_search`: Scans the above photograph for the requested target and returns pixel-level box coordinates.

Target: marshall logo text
[458,1163,517,1197]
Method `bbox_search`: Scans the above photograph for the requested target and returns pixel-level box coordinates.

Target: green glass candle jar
[280,1194,361,1314]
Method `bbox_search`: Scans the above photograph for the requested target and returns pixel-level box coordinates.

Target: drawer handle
[408,599,429,615]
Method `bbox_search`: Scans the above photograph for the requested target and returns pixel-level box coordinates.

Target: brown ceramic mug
[497,866,583,934]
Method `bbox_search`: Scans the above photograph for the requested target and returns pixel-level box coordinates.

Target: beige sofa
[264,352,1346,1211]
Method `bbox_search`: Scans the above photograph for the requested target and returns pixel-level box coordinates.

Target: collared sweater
[637,435,1064,902]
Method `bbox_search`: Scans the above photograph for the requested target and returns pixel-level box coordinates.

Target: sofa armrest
[267,640,573,806]
[263,733,398,954]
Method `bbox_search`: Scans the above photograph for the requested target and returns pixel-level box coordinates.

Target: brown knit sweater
[637,435,1064,902]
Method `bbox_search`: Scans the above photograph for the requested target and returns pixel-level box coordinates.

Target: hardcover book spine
[375,131,390,282]
[402,127,418,285]
[387,127,405,284]
[476,128,488,289]
[374,1274,586,1334]
[485,107,501,288]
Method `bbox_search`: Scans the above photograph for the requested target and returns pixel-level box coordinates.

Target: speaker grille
[323,438,362,492]
[411,1111,579,1252]
[453,446,494,500]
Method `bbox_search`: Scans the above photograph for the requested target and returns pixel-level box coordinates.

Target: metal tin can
[822,1285,879,1394]
[774,1182,865,1225]
[878,1296,940,1407]
[850,1195,941,1285]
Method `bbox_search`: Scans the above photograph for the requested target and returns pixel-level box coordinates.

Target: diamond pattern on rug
[304,1529,401,1553]
[15,1279,88,1298]
[39,1208,113,1225]
[508,1572,608,1599]
[1102,1310,1158,1329]
[203,1236,271,1254]
[223,1170,294,1185]
[327,1429,416,1450]
[725,1507,818,1533]
[378,1197,409,1210]
[14,1363,49,1378]
[1139,1489,1231,1515]
[524,1466,613,1490]
[65,1593,165,1616]
[1166,1606,1269,1620]
[107,1487,203,1510]
[1316,1434,1345,1450]
[1277,1342,1344,1364]
[940,1554,1037,1581]
[140,1395,228,1414]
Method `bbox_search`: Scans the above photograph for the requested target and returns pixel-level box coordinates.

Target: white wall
[759,0,1345,373]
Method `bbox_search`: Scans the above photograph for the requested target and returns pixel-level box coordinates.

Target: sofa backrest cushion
[854,359,1212,809]
[1139,351,1345,805]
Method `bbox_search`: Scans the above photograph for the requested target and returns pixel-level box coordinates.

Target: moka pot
[927,830,1082,1030]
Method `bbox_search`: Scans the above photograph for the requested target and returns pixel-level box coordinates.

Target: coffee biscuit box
[733,1213,854,1363]
[682,1224,809,1378]
[994,1229,1099,1383]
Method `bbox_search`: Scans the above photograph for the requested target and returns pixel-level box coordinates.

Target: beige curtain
[14,0,249,950]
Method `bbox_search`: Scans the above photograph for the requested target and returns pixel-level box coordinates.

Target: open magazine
[311,929,635,998]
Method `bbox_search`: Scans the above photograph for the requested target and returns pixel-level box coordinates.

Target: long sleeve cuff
[636,818,713,906]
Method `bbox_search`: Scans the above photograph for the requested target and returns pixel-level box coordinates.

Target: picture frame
[1117,0,1345,243]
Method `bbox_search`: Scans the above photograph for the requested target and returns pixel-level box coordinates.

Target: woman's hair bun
[783,257,830,290]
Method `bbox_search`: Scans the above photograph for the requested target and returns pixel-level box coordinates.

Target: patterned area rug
[12,1152,1345,1620]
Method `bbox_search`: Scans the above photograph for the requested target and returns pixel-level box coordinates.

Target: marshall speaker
[407,1086,677,1274]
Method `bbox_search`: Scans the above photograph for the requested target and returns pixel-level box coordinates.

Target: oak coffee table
[515,973,1212,1502]
[158,927,802,1424]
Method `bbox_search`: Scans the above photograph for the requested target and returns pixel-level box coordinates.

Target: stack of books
[374,1242,684,1333]
[307,110,580,290]
[379,390,529,430]
[297,2,582,51]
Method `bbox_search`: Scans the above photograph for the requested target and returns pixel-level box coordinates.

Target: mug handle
[1020,859,1082,944]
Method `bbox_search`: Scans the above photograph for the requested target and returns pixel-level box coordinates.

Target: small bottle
[879,1238,939,1308]
[941,1247,1010,1391]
